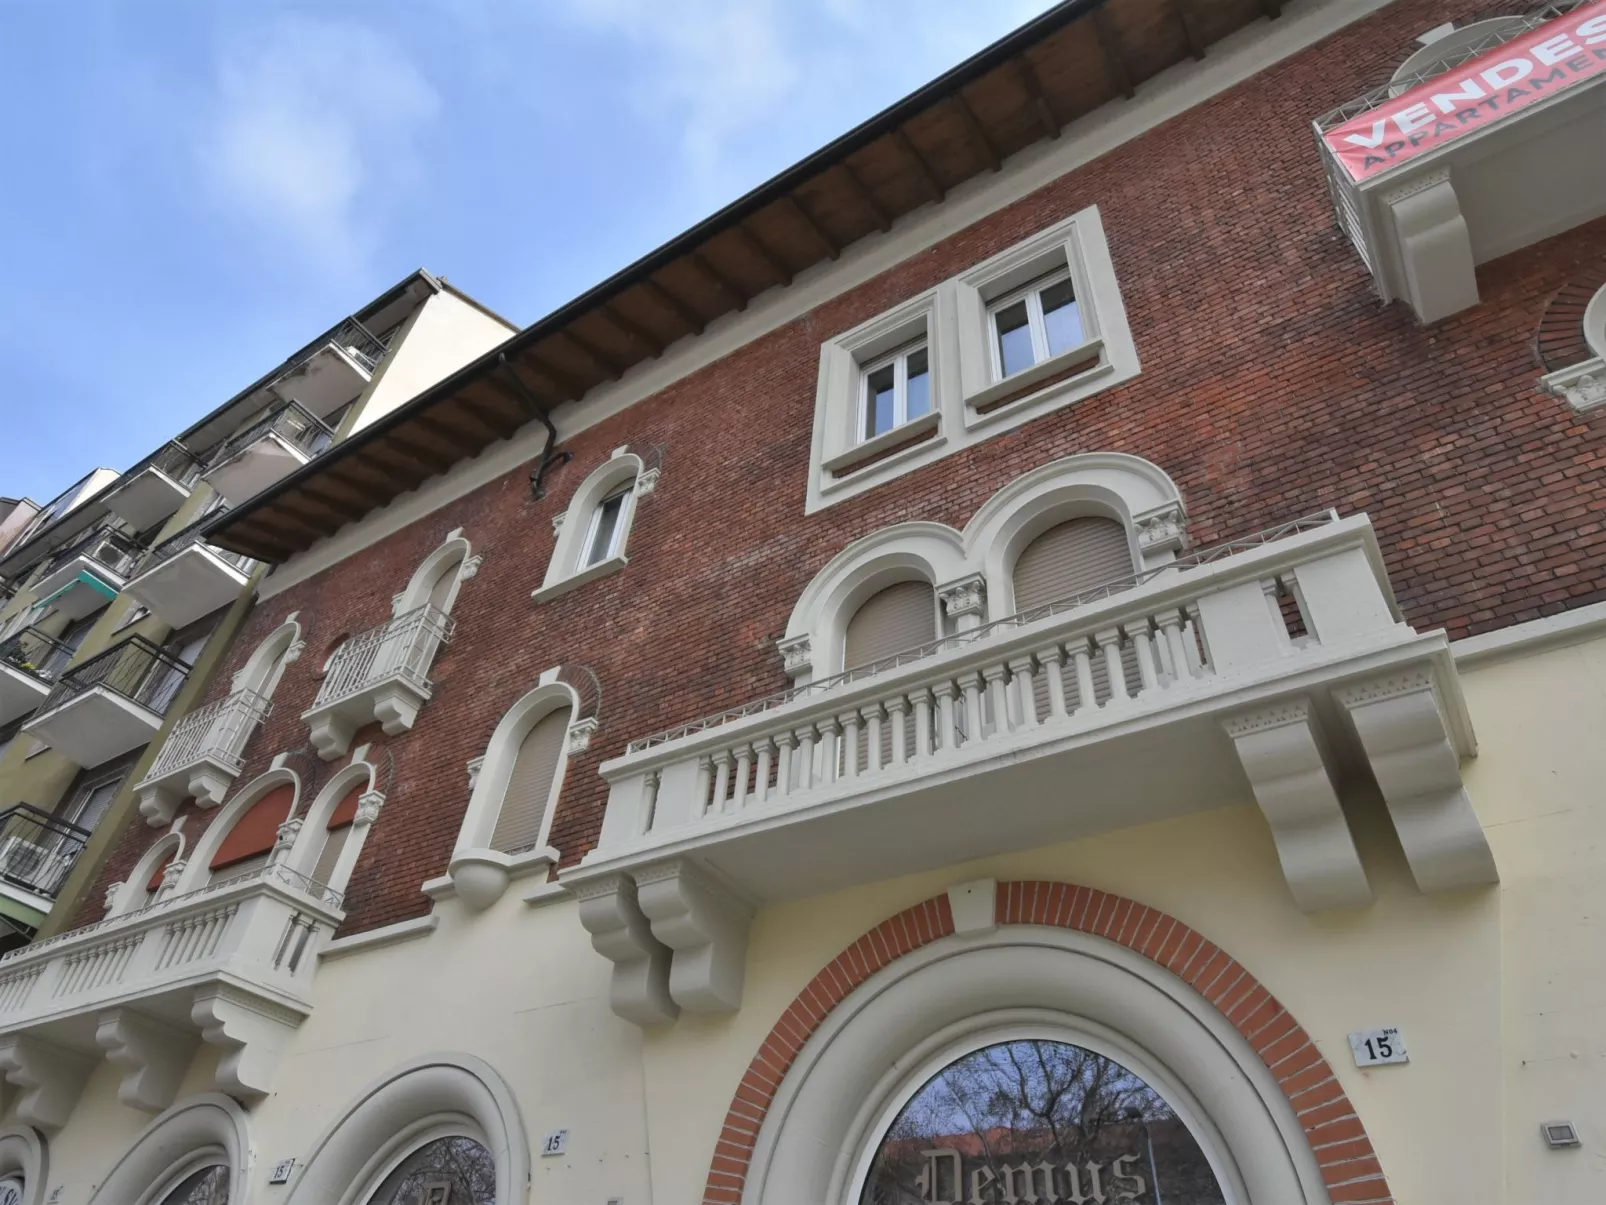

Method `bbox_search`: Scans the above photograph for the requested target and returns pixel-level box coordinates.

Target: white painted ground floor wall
[30,622,1606,1205]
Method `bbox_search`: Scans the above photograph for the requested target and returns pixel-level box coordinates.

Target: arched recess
[85,1093,250,1205]
[963,453,1186,616]
[174,769,300,894]
[111,828,188,917]
[394,529,478,619]
[445,673,589,910]
[284,1053,529,1205]
[286,759,382,894]
[229,611,304,699]
[780,522,966,684]
[0,1124,48,1205]
[707,881,1392,1205]
[536,450,655,601]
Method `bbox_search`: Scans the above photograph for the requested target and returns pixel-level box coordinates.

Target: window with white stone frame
[807,206,1138,514]
[534,448,658,603]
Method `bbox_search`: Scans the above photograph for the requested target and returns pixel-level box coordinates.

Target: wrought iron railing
[0,804,91,902]
[327,317,391,374]
[117,441,204,490]
[37,524,145,583]
[144,689,271,780]
[0,627,77,683]
[627,511,1342,753]
[37,635,192,717]
[311,606,454,711]
[209,401,334,469]
[137,515,257,578]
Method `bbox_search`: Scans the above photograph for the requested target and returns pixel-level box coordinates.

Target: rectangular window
[857,342,931,444]
[581,484,634,569]
[987,270,1084,380]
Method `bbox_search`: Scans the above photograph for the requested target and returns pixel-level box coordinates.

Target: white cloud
[197,16,439,273]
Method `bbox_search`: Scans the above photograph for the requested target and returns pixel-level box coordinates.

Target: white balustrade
[302,606,454,759]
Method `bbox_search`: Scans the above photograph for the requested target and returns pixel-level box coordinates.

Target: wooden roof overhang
[208,0,1276,565]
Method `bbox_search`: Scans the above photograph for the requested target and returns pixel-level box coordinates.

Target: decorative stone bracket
[96,1009,198,1113]
[777,634,812,681]
[937,574,987,628]
[1541,358,1606,413]
[572,873,677,1027]
[0,1035,95,1133]
[191,985,304,1101]
[566,717,599,756]
[1134,502,1187,558]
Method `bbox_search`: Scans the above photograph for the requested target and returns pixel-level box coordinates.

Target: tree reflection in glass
[862,1040,1225,1205]
[367,1136,496,1205]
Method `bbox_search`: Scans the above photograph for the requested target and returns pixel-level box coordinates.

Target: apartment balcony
[301,606,453,760]
[29,527,144,620]
[103,442,202,532]
[1314,1,1606,323]
[0,805,92,937]
[134,690,271,827]
[22,636,192,768]
[568,514,1498,1024]
[203,402,334,507]
[0,628,76,725]
[0,862,342,1120]
[269,318,390,418]
[123,519,257,629]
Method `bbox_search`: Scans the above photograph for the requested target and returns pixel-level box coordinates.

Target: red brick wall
[77,0,1606,937]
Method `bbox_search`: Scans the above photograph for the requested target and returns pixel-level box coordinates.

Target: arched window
[424,550,464,614]
[843,580,938,672]
[152,1162,229,1205]
[861,1039,1224,1205]
[310,782,363,887]
[207,783,294,885]
[363,1134,495,1205]
[534,450,653,602]
[489,703,572,855]
[579,481,635,570]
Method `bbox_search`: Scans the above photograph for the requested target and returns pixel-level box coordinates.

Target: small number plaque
[542,1129,569,1156]
[1349,1026,1408,1067]
[268,1159,296,1184]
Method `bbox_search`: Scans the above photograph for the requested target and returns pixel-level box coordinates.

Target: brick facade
[77,0,1606,939]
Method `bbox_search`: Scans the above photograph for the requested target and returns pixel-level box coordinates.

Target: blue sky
[0,0,1056,505]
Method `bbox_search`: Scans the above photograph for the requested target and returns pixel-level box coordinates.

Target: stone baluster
[839,711,861,780]
[753,740,773,804]
[862,704,884,774]
[983,664,1011,736]
[710,751,732,814]
[1039,646,1067,720]
[693,756,713,817]
[1184,603,1207,674]
[886,695,910,765]
[912,689,933,760]
[732,746,753,809]
[1126,618,1160,695]
[819,717,841,784]
[1096,627,1127,703]
[1008,656,1038,727]
[774,732,795,797]
[797,726,817,790]
[933,681,959,751]
[1070,638,1097,713]
[1157,608,1190,683]
[959,672,985,747]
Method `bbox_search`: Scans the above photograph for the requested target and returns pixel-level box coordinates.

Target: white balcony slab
[23,687,162,768]
[0,865,342,1119]
[271,341,372,418]
[0,665,51,726]
[104,467,190,532]
[125,544,252,629]
[204,434,314,508]
[30,565,119,621]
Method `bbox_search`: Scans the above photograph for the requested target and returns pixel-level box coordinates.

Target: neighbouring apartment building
[0,272,514,952]
[1,1,1605,1204]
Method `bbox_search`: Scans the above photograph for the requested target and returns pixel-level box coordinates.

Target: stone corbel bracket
[1334,667,1497,894]
[137,785,183,828]
[190,985,305,1101]
[1540,357,1606,413]
[635,860,754,1014]
[572,873,677,1027]
[777,634,813,681]
[936,573,988,629]
[1223,697,1371,911]
[1134,501,1188,559]
[0,1034,95,1133]
[96,1008,198,1113]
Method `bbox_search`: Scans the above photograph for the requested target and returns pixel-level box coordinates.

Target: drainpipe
[498,352,571,498]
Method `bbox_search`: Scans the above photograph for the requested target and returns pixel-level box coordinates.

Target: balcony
[134,690,271,826]
[567,514,1498,1024]
[0,628,76,725]
[1314,1,1606,323]
[203,402,334,507]
[302,606,453,760]
[0,806,92,936]
[267,318,390,418]
[29,527,145,620]
[0,863,342,1120]
[22,636,192,768]
[103,442,202,531]
[123,518,257,629]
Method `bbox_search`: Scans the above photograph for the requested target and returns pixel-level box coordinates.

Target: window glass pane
[904,348,931,420]
[584,491,628,567]
[1040,278,1083,356]
[994,301,1034,377]
[368,1136,496,1205]
[865,363,897,440]
[861,1039,1224,1205]
[159,1164,229,1205]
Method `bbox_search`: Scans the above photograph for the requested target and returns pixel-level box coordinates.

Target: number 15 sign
[1349,1027,1409,1068]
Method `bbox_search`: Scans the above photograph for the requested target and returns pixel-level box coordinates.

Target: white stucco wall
[349,291,516,433]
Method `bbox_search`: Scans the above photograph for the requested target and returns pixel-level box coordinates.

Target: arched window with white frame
[85,1094,250,1205]
[534,449,656,602]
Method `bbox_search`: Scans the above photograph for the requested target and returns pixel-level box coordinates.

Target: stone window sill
[531,553,628,605]
[821,412,943,476]
[964,338,1106,421]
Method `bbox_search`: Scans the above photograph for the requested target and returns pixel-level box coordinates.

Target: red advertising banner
[1324,0,1606,181]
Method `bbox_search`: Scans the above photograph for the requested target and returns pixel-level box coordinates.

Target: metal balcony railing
[0,627,77,684]
[311,606,454,711]
[37,635,192,718]
[119,440,204,490]
[144,689,271,780]
[37,525,145,583]
[209,401,335,469]
[139,515,257,578]
[0,804,91,903]
[328,317,391,374]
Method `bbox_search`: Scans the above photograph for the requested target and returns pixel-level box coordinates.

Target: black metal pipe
[498,353,572,499]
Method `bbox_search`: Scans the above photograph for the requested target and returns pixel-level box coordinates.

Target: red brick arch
[705,880,1393,1205]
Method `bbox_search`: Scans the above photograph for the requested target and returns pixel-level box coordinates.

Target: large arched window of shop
[284,1054,528,1205]
[444,676,583,910]
[173,771,299,894]
[85,1094,250,1205]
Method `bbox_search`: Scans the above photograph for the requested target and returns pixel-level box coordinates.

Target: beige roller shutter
[490,707,571,854]
[426,557,461,613]
[310,825,351,887]
[844,580,937,671]
[1012,517,1138,711]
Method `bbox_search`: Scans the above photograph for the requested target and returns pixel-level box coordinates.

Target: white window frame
[580,482,636,569]
[985,267,1079,381]
[533,449,656,604]
[856,340,931,445]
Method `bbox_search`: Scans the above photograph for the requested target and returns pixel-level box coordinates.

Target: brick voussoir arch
[703,881,1393,1205]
